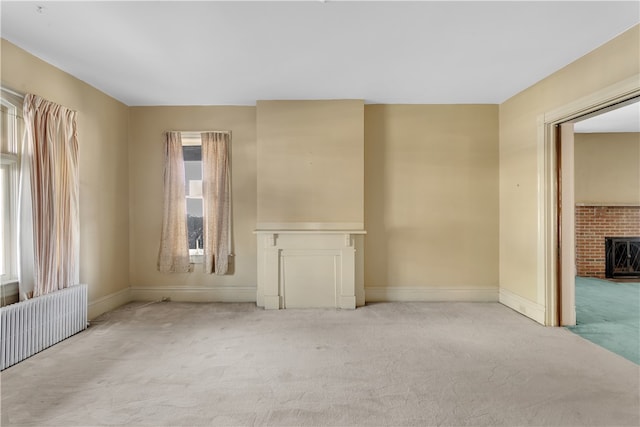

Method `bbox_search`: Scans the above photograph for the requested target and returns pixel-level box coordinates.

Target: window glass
[0,163,13,278]
[0,91,22,283]
[183,144,203,258]
[0,165,6,276]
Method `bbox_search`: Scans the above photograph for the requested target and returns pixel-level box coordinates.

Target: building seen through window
[183,144,204,259]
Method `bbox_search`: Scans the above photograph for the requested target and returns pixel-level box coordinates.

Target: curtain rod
[0,86,25,99]
[1,87,77,114]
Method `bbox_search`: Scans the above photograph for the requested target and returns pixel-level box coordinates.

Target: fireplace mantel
[254,229,366,309]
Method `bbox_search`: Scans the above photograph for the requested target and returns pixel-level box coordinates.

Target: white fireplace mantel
[254,229,366,310]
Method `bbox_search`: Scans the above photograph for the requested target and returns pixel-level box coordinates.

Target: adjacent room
[569,101,640,364]
[1,1,639,426]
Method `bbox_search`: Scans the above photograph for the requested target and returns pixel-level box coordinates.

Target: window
[182,134,204,263]
[0,92,22,284]
[158,130,231,274]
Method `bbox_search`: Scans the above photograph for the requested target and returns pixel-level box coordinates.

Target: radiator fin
[0,284,87,370]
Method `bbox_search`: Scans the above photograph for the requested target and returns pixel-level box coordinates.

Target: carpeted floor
[567,277,640,364]
[1,301,639,426]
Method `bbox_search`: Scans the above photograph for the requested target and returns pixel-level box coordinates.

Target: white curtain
[157,132,191,273]
[18,122,34,300]
[21,94,79,298]
[202,132,231,275]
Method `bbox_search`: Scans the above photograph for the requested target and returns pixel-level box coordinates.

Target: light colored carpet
[1,301,639,426]
[568,277,640,364]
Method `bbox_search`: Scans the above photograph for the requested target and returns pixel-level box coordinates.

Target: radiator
[0,284,87,370]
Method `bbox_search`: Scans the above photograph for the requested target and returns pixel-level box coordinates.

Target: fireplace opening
[605,237,640,279]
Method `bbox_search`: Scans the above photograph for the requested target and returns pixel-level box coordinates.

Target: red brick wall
[575,206,640,278]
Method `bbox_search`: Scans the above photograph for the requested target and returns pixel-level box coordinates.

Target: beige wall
[256,100,364,228]
[365,105,499,291]
[575,132,640,205]
[128,106,257,291]
[1,39,130,315]
[499,25,640,302]
[5,22,638,312]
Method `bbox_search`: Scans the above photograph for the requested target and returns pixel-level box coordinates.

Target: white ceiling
[574,101,640,133]
[1,1,639,107]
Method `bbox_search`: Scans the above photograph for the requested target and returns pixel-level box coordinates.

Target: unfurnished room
[0,1,639,426]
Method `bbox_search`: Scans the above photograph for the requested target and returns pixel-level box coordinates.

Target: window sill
[1,280,19,307]
[189,254,204,265]
[1,278,19,287]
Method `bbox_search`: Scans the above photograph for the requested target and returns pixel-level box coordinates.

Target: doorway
[560,100,640,363]
[538,75,640,327]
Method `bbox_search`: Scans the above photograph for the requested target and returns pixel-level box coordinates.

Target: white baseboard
[130,286,257,303]
[499,288,545,325]
[365,286,498,302]
[88,287,132,320]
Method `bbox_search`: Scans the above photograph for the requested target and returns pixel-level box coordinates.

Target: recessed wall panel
[282,252,338,308]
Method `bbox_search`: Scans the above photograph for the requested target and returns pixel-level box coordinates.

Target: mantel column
[339,234,356,309]
[262,233,281,310]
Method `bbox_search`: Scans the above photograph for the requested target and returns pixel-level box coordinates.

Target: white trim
[254,229,366,235]
[256,222,364,231]
[88,287,132,320]
[544,75,640,124]
[536,114,549,311]
[0,86,25,99]
[130,286,257,303]
[499,288,546,325]
[256,232,360,309]
[365,286,498,302]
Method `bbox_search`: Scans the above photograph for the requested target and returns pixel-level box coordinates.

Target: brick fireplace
[575,205,640,278]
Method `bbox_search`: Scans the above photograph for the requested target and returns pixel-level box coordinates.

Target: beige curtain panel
[158,132,191,273]
[23,94,79,297]
[202,132,231,275]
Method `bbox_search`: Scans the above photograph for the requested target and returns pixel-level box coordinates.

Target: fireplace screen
[605,237,640,279]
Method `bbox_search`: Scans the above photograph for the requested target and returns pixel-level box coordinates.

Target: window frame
[0,95,21,284]
[0,162,7,277]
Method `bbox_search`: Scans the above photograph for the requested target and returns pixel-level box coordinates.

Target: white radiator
[1,284,87,370]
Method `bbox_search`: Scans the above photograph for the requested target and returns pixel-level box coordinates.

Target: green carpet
[567,277,640,364]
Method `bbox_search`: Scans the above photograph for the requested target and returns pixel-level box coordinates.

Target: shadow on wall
[364,106,389,287]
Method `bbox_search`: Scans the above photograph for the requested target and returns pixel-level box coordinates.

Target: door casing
[537,74,640,326]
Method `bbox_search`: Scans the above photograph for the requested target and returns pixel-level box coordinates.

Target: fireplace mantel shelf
[254,229,366,235]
